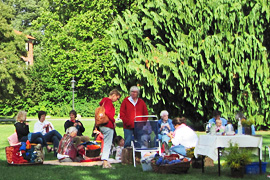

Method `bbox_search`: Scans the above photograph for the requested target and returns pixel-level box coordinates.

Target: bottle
[206,123,211,133]
[210,123,216,135]
[238,118,242,135]
[26,140,31,149]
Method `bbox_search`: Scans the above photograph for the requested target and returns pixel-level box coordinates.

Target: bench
[0,118,15,124]
[31,142,53,146]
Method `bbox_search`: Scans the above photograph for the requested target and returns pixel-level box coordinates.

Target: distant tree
[31,0,116,100]
[0,1,28,103]
[2,0,49,32]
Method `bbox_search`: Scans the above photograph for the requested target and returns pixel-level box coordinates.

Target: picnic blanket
[43,158,121,167]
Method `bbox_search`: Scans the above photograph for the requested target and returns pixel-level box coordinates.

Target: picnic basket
[86,148,101,157]
[151,154,190,174]
[151,161,190,174]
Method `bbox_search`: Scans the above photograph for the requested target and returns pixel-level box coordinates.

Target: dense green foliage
[0,1,28,103]
[1,0,270,129]
[0,0,132,117]
[2,0,49,33]
[110,0,270,126]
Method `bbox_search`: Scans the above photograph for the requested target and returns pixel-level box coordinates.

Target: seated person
[167,117,198,156]
[14,111,53,153]
[215,119,225,134]
[64,110,90,146]
[140,121,157,149]
[92,127,104,153]
[114,136,124,161]
[57,127,88,162]
[208,110,227,126]
[158,110,174,144]
[34,111,62,156]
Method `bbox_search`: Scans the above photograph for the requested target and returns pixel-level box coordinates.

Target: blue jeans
[20,132,48,147]
[100,126,114,161]
[170,145,186,156]
[158,134,171,144]
[124,128,134,148]
[44,130,62,149]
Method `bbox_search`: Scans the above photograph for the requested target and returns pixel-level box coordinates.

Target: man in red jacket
[120,86,148,147]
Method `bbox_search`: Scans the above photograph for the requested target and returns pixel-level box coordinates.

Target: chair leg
[158,141,161,155]
[131,142,136,167]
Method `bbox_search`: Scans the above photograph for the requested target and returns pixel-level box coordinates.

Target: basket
[151,161,190,174]
[245,162,267,174]
[163,154,180,161]
[6,146,43,165]
[86,148,101,157]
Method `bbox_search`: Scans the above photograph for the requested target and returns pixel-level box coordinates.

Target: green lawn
[0,119,269,180]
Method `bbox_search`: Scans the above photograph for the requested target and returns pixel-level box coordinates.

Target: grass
[0,118,270,180]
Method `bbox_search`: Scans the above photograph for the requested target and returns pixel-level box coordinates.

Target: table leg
[218,147,221,176]
[259,148,262,174]
[202,156,205,173]
[264,146,266,162]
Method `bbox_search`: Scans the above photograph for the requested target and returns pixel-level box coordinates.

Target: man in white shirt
[34,111,62,156]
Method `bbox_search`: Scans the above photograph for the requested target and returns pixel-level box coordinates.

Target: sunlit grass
[0,119,269,180]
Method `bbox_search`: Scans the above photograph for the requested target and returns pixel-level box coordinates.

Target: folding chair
[131,115,161,167]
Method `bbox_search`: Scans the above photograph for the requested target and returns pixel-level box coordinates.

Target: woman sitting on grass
[167,117,198,156]
[14,111,53,153]
[57,126,88,162]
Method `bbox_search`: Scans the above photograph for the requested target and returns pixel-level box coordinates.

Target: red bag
[95,103,109,126]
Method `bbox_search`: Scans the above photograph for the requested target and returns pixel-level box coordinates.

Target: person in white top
[34,111,62,156]
[167,117,198,156]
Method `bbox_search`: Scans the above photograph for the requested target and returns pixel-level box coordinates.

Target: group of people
[207,110,256,135]
[15,111,62,157]
[15,85,251,169]
[14,88,123,168]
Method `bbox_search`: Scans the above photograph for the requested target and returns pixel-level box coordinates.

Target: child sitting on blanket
[215,119,225,135]
[92,127,104,153]
[114,136,124,161]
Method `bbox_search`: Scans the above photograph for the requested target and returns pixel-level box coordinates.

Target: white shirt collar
[128,96,138,106]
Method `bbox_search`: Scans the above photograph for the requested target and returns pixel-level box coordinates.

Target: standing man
[120,86,148,147]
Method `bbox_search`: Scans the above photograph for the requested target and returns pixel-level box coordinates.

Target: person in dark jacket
[64,110,90,146]
[14,111,53,152]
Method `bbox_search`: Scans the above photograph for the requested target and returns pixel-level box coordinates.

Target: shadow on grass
[0,157,268,180]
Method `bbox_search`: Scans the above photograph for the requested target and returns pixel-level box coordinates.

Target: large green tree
[110,0,270,126]
[0,1,28,104]
[32,0,116,100]
[0,0,137,116]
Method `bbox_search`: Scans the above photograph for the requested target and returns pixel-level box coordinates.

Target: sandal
[102,162,114,169]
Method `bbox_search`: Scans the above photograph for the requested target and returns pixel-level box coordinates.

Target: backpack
[95,103,109,127]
